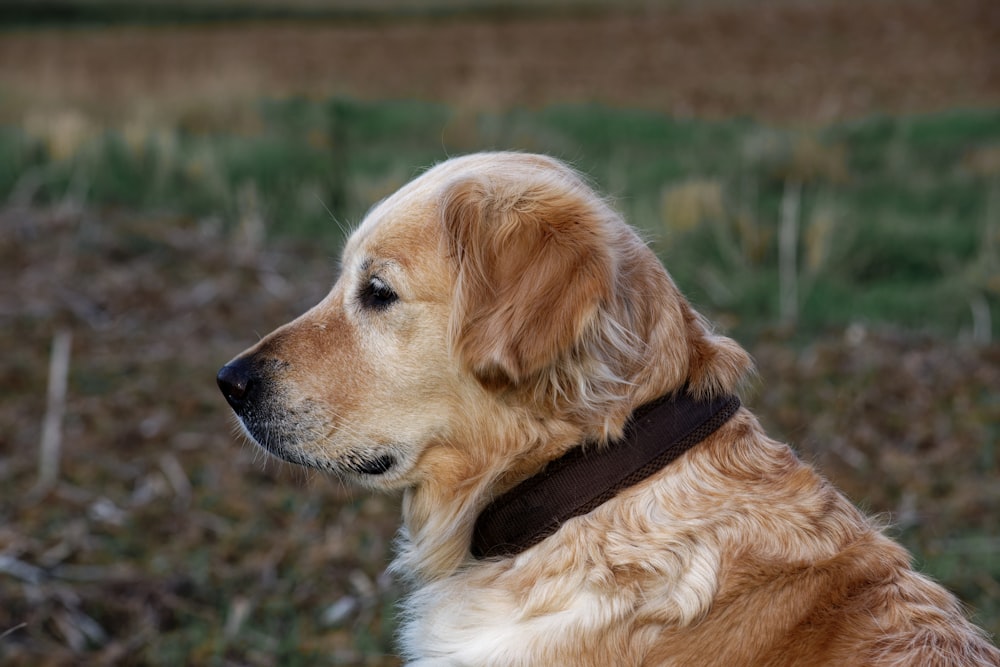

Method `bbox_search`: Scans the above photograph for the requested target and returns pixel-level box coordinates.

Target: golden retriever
[218,152,1000,666]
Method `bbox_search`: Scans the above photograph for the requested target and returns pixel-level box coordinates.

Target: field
[1,0,997,123]
[2,1,1000,664]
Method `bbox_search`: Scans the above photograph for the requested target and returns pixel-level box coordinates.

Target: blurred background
[1,0,998,664]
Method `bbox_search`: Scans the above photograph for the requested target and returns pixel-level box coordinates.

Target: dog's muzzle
[217,356,397,476]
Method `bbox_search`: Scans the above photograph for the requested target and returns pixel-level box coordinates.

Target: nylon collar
[470,391,741,559]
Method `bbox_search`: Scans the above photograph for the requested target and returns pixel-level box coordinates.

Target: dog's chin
[346,453,397,476]
[327,450,410,489]
[237,418,405,483]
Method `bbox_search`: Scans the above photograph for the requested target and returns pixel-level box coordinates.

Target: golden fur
[221,152,1000,666]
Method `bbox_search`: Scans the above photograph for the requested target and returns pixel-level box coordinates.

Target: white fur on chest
[395,508,723,667]
[401,574,617,666]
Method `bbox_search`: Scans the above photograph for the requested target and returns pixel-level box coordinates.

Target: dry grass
[0,204,997,663]
[0,206,402,665]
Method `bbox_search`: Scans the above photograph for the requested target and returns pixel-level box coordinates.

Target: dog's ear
[441,166,615,387]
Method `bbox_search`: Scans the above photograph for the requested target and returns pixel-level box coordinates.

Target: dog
[218,152,1000,666]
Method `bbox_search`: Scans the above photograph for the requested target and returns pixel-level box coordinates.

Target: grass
[1,202,997,665]
[3,98,999,339]
[2,94,999,664]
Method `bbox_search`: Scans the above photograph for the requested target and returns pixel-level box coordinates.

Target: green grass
[3,98,999,338]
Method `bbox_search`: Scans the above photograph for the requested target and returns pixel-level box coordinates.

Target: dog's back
[646,420,998,666]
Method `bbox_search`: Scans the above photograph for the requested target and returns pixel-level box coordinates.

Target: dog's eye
[359,276,398,311]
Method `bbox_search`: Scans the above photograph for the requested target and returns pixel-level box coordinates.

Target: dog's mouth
[348,453,397,476]
[238,419,304,464]
[241,419,397,477]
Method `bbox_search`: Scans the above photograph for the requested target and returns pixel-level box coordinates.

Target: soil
[0,0,997,124]
[1,202,998,663]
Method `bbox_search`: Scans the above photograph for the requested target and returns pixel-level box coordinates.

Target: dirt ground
[0,0,997,124]
[1,202,998,664]
[1,1,999,663]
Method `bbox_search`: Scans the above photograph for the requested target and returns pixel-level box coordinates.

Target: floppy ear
[441,167,616,387]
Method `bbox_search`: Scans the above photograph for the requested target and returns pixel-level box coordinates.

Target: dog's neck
[470,390,741,559]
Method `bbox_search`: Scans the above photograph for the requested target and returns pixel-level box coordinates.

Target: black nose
[217,357,257,414]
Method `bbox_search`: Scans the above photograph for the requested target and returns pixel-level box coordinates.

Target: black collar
[470,391,741,559]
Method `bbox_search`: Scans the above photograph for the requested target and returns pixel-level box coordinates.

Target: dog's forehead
[351,197,436,260]
[344,153,547,273]
[342,172,452,285]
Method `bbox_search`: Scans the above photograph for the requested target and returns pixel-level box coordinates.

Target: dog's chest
[395,542,722,667]
[399,572,620,666]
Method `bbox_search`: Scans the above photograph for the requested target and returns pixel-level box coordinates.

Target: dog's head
[218,153,751,492]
